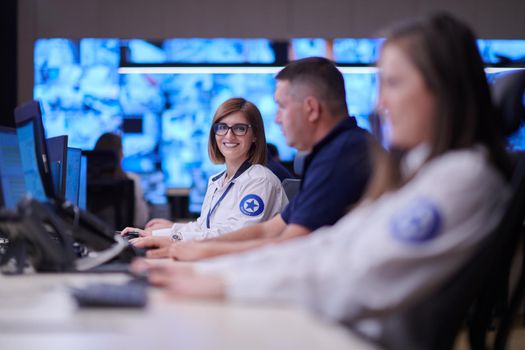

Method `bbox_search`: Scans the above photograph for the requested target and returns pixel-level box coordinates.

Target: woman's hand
[143,262,226,300]
[167,241,213,261]
[130,236,173,258]
[145,218,174,230]
[131,237,210,261]
[120,227,152,237]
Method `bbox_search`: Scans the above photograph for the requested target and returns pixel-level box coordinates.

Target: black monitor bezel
[47,135,69,199]
[14,100,57,200]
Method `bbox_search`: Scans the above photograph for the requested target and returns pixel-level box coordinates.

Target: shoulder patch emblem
[240,194,265,216]
[390,198,442,243]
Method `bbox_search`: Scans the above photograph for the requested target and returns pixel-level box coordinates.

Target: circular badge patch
[240,194,265,216]
[390,198,442,243]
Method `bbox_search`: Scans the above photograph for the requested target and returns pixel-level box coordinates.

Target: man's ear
[303,96,321,123]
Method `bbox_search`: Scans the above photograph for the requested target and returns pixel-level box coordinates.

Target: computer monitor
[47,135,68,199]
[0,127,27,209]
[65,147,82,205]
[78,155,87,210]
[14,100,56,202]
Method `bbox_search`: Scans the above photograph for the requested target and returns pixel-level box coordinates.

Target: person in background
[266,143,280,162]
[94,132,149,228]
[138,13,511,344]
[132,57,372,260]
[265,143,294,181]
[122,97,288,241]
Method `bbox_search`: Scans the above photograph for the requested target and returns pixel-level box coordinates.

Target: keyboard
[70,278,148,308]
[87,262,131,273]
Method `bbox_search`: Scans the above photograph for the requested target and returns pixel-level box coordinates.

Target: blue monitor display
[16,121,48,202]
[334,38,383,64]
[127,39,276,64]
[291,39,328,59]
[477,39,525,64]
[343,71,379,129]
[78,155,87,210]
[34,37,525,213]
[0,128,27,209]
[65,147,82,205]
[15,100,57,202]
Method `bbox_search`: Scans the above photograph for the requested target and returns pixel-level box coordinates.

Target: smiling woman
[121,97,288,241]
[208,98,268,174]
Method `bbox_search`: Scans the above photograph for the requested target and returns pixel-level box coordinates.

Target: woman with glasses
[122,97,288,241]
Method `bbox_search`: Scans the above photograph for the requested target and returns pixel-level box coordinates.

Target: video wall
[34,38,525,210]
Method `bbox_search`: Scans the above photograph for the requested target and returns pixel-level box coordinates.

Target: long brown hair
[94,132,127,179]
[365,13,510,200]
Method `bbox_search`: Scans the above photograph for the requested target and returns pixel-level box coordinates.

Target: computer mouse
[123,231,141,240]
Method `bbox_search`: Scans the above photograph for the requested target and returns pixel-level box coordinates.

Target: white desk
[0,273,378,350]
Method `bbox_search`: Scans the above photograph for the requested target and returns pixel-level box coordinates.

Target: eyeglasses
[213,123,252,136]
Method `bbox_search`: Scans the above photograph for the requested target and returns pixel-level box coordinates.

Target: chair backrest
[82,150,118,179]
[491,70,525,135]
[282,178,301,201]
[293,151,308,176]
[82,149,135,230]
[86,178,135,231]
[376,70,525,350]
[377,154,525,350]
[281,151,310,201]
[468,71,525,350]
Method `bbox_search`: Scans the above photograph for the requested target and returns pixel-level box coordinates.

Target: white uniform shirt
[196,145,510,339]
[154,163,288,240]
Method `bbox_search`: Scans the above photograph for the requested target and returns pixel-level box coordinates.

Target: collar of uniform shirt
[401,143,431,178]
[311,117,358,155]
[302,117,359,175]
[217,160,252,187]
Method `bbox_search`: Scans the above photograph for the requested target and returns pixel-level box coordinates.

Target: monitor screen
[0,127,27,209]
[78,155,87,210]
[65,147,82,205]
[15,121,48,202]
[46,135,68,198]
[33,37,525,213]
[15,100,56,202]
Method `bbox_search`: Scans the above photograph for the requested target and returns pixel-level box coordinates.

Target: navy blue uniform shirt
[281,117,371,231]
[266,156,294,182]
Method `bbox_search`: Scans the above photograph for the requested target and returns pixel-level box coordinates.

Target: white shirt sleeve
[152,222,187,237]
[198,150,510,323]
[177,171,287,240]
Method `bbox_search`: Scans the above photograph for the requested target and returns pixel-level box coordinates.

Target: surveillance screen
[34,37,525,211]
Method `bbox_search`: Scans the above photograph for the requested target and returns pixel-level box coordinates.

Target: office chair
[375,70,525,350]
[86,178,135,231]
[489,71,525,350]
[83,150,136,230]
[82,150,118,178]
[282,151,308,201]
